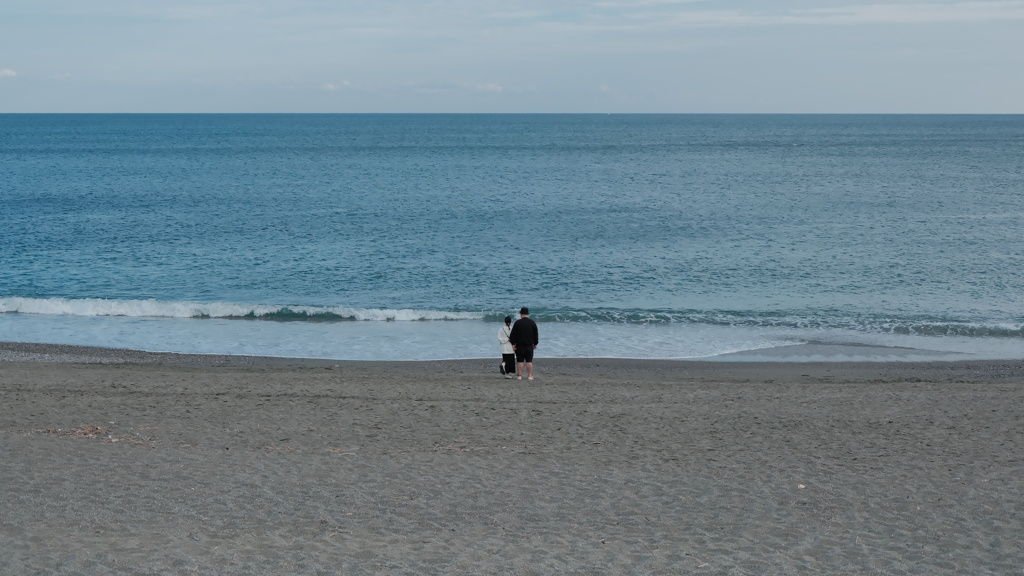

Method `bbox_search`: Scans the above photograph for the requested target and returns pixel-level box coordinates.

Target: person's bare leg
[517,361,524,379]
[526,361,533,379]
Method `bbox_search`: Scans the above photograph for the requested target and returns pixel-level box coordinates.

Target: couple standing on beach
[498,307,539,380]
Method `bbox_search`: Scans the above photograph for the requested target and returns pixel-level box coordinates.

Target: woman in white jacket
[498,316,515,378]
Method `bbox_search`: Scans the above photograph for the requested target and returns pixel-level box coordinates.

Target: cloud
[659,1,1024,27]
[595,0,706,6]
[528,1,1024,31]
[0,69,16,78]
[403,81,509,95]
[794,1,1024,24]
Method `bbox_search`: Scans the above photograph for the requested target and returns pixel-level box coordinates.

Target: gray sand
[1,342,1022,574]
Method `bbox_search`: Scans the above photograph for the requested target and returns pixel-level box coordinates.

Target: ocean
[2,114,1023,361]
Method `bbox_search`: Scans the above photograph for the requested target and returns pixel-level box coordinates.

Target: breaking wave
[3,297,1022,338]
[0,297,481,322]
[491,308,1024,338]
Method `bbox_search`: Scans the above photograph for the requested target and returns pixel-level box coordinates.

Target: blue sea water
[2,114,1023,361]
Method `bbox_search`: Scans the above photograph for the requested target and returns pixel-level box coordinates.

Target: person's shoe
[517,376,522,380]
[499,363,505,375]
[528,376,534,380]
[505,374,514,379]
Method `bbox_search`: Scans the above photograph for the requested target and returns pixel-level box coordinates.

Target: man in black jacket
[508,307,539,380]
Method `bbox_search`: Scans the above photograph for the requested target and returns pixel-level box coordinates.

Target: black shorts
[515,346,534,363]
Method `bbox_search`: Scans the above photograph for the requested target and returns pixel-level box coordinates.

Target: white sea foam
[0,297,481,322]
[2,310,1021,362]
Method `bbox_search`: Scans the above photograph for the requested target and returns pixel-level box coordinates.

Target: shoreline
[2,340,1023,383]
[2,340,1022,573]
[6,310,1020,362]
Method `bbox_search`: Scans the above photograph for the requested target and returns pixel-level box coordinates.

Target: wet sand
[2,342,1023,574]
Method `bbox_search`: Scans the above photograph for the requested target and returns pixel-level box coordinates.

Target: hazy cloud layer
[2,1,1022,111]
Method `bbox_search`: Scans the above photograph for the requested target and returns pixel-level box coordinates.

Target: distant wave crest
[0,297,481,322]
[488,308,1024,338]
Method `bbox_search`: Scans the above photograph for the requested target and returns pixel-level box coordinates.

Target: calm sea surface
[2,114,1023,360]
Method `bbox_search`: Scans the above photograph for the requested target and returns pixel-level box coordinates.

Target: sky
[1,0,1023,113]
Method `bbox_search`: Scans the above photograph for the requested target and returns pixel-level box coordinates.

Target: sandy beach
[1,341,1022,575]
